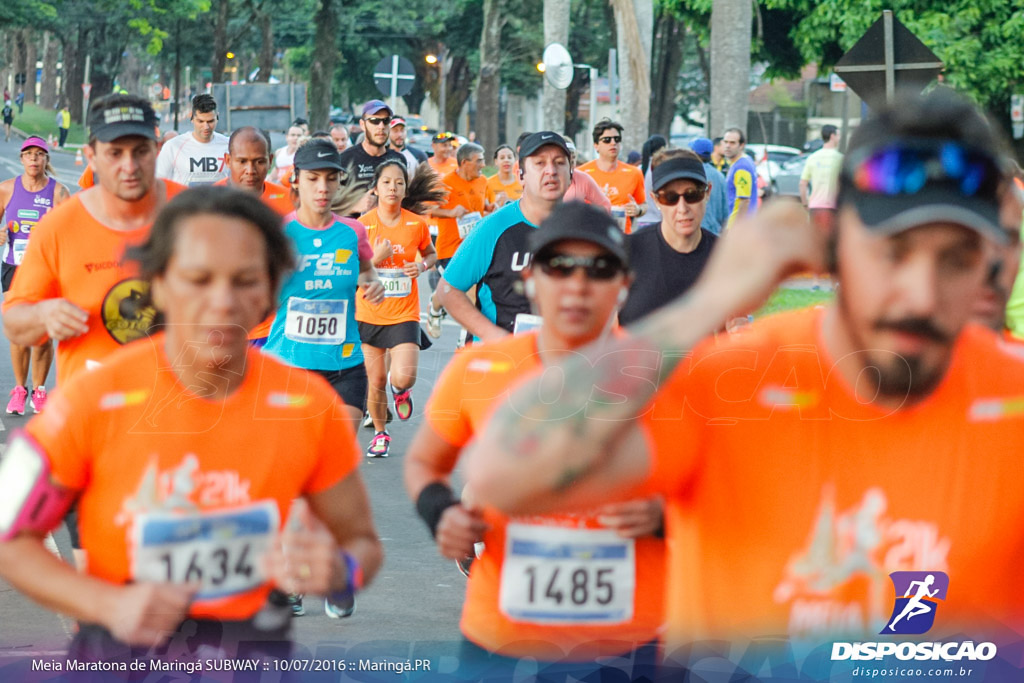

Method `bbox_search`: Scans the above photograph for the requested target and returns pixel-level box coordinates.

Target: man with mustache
[466,89,1024,662]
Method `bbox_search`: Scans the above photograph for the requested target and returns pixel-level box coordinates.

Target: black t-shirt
[338,144,405,189]
[618,226,718,326]
[2,106,12,122]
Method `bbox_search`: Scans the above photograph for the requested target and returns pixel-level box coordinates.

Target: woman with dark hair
[356,161,442,458]
[0,185,382,664]
[637,134,668,231]
[485,144,522,208]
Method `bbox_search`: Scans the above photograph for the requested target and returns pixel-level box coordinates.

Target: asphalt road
[0,133,474,670]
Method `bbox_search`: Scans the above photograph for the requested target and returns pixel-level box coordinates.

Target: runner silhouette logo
[882,571,949,635]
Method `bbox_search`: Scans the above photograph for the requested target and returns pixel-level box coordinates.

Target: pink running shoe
[6,386,27,415]
[31,386,47,413]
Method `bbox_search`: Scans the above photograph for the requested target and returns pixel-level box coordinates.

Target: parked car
[329,107,353,125]
[772,153,810,198]
[746,144,803,195]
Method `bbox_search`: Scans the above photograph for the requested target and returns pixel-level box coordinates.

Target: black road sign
[834,11,942,110]
[374,55,416,99]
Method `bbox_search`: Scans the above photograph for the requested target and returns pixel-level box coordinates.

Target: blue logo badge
[881,571,949,635]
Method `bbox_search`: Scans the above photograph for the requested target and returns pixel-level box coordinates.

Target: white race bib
[284,297,347,344]
[457,211,483,239]
[513,313,542,335]
[378,268,413,298]
[11,240,27,266]
[611,207,628,233]
[499,523,635,625]
[132,500,278,602]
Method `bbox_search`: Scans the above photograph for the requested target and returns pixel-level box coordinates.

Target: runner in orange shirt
[485,144,522,208]
[356,160,439,457]
[426,142,491,337]
[3,93,184,388]
[467,91,1024,669]
[577,119,646,233]
[406,202,664,678]
[214,126,293,346]
[0,186,381,663]
[428,131,458,176]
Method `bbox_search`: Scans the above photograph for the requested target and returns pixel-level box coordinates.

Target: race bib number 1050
[285,297,348,344]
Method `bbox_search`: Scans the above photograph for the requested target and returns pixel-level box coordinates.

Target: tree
[612,0,653,153]
[542,0,570,132]
[477,0,505,154]
[709,0,751,136]
[308,0,340,129]
[649,8,686,136]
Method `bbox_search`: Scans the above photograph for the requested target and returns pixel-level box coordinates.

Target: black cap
[293,139,345,171]
[528,201,630,267]
[519,131,571,161]
[432,131,455,144]
[87,98,159,142]
[652,156,707,191]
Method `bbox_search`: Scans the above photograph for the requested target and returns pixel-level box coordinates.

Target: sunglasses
[364,116,391,126]
[845,140,1001,199]
[655,187,707,205]
[536,253,625,281]
[599,136,622,144]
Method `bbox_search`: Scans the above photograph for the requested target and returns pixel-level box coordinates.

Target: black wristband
[416,482,458,539]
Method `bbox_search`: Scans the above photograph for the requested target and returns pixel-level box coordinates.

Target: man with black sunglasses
[467,89,1024,665]
[578,119,646,233]
[338,100,405,196]
[619,149,718,325]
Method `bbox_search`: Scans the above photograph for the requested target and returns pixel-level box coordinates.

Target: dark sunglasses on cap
[844,140,1002,199]
[363,116,392,126]
[599,136,622,144]
[535,253,626,281]
[655,186,708,205]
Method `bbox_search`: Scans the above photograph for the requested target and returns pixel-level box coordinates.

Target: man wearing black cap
[467,89,1024,659]
[435,131,572,342]
[618,148,718,325]
[338,99,405,192]
[2,92,185,570]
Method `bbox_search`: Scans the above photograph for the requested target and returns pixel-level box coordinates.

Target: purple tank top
[4,175,56,266]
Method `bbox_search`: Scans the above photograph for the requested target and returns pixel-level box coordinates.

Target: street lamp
[425,48,448,131]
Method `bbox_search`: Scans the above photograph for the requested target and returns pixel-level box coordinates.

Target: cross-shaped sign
[833,11,943,110]
[373,55,416,110]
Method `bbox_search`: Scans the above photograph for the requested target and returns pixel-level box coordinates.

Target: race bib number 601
[499,523,635,625]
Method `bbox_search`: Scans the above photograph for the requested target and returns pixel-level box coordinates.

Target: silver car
[772,154,810,198]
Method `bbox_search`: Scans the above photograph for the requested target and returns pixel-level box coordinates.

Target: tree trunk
[710,0,751,137]
[62,28,84,121]
[648,12,685,136]
[254,6,274,83]
[445,55,472,133]
[308,0,339,130]
[41,32,59,109]
[212,0,230,84]
[13,31,27,98]
[542,0,570,133]
[612,0,652,155]
[24,29,38,104]
[477,0,504,155]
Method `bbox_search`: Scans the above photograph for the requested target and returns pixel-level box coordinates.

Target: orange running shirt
[427,332,665,660]
[642,307,1024,645]
[77,166,94,189]
[355,208,432,327]
[212,179,292,340]
[485,174,523,205]
[27,334,358,621]
[428,156,457,177]
[435,171,488,260]
[2,180,185,385]
[577,160,645,233]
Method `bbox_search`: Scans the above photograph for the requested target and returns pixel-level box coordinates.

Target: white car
[746,144,802,197]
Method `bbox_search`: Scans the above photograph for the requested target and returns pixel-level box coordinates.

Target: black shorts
[358,320,424,349]
[1,262,16,293]
[314,364,368,409]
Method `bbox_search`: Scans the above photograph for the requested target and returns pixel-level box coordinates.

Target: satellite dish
[543,43,574,90]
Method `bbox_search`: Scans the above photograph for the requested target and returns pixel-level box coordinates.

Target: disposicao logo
[831,571,997,663]
[882,571,948,635]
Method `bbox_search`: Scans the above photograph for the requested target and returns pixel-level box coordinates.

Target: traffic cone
[75,149,83,166]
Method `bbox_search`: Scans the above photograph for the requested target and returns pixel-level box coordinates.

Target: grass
[10,102,87,148]
[756,286,834,318]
